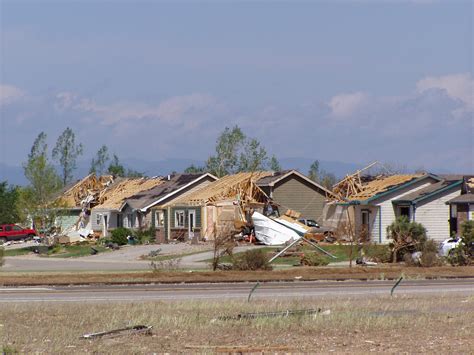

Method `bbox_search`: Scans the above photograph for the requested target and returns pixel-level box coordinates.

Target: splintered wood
[57,174,114,207]
[177,171,273,206]
[330,162,422,201]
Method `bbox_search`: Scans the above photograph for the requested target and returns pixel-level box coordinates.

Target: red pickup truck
[0,224,37,244]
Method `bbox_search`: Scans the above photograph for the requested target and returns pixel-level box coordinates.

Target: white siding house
[393,179,463,242]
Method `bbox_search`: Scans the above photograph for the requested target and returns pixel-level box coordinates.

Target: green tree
[89,145,110,175]
[238,138,268,172]
[23,132,62,228]
[206,126,245,177]
[52,127,83,186]
[319,172,337,190]
[308,160,320,181]
[107,154,125,177]
[308,160,337,189]
[269,155,281,172]
[0,181,20,224]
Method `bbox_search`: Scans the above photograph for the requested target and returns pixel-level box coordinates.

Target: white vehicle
[438,237,461,257]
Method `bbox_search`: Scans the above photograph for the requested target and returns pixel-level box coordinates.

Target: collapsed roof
[94,177,164,210]
[123,173,216,211]
[56,174,114,208]
[173,171,273,206]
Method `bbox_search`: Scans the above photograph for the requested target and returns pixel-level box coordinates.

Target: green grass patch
[3,247,35,257]
[144,249,213,262]
[207,244,389,266]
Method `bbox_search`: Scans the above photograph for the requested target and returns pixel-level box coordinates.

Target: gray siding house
[256,170,334,221]
[121,173,218,242]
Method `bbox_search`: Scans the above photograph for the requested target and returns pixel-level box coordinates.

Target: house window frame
[127,213,133,228]
[96,214,102,225]
[175,210,186,228]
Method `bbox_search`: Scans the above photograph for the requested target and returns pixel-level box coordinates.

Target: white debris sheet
[252,212,301,245]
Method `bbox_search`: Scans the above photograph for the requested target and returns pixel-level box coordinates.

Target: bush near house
[300,252,329,266]
[231,249,272,271]
[448,221,474,266]
[110,227,133,246]
[387,216,428,262]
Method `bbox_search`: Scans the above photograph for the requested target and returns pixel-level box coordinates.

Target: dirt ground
[1,293,472,353]
[1,265,473,286]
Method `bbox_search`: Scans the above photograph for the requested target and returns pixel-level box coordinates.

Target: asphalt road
[2,245,264,271]
[0,279,472,303]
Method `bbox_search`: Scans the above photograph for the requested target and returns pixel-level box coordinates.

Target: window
[5,226,12,232]
[0,227,3,232]
[117,214,123,228]
[175,210,185,228]
[96,214,102,225]
[13,225,22,231]
[399,206,410,218]
[127,214,133,228]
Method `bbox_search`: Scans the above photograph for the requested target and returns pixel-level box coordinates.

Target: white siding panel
[415,188,461,242]
[376,182,433,244]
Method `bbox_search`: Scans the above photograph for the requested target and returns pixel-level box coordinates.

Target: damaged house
[446,176,474,236]
[90,177,164,236]
[165,171,273,241]
[324,170,463,244]
[256,170,335,222]
[54,174,114,234]
[119,173,218,242]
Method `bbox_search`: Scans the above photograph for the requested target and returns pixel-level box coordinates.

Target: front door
[188,210,196,239]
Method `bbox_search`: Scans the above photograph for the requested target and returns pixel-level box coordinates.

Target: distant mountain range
[0,158,363,186]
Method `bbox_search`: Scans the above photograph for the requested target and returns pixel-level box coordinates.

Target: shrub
[448,221,474,266]
[300,253,329,266]
[232,249,272,271]
[387,216,427,262]
[111,227,132,246]
[363,244,391,263]
[136,227,156,244]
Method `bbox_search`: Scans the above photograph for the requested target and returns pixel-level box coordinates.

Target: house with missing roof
[256,170,335,222]
[119,173,217,241]
[90,177,164,236]
[164,172,272,242]
[324,173,464,244]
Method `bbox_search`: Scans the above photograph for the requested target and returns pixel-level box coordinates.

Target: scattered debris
[148,249,162,257]
[81,325,153,339]
[90,247,99,255]
[216,308,325,321]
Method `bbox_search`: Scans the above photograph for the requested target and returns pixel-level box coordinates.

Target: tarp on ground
[252,212,301,245]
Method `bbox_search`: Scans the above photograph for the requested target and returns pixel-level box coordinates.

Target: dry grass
[1,294,473,353]
[1,266,474,286]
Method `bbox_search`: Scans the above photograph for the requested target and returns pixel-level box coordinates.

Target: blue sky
[0,0,473,173]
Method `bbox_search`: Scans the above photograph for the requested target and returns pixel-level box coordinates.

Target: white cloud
[0,84,25,107]
[54,92,225,128]
[328,91,369,118]
[416,73,474,114]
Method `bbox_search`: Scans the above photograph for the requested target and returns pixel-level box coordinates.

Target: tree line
[0,125,336,225]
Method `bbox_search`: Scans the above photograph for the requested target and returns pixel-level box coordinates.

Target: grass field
[213,244,388,265]
[1,294,472,353]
